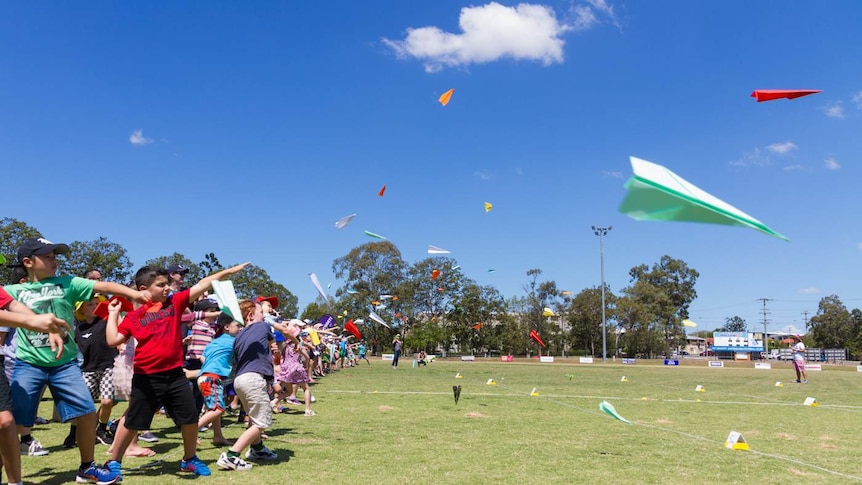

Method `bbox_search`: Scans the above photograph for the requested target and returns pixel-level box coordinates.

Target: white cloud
[766,141,797,154]
[729,147,770,168]
[383,2,617,72]
[823,101,845,119]
[474,170,491,180]
[782,164,806,172]
[570,0,620,31]
[824,157,841,170]
[602,170,623,179]
[797,287,821,295]
[851,90,862,110]
[129,129,153,146]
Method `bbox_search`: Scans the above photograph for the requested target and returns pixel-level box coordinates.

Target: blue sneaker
[106,460,123,482]
[180,455,212,476]
[76,462,120,484]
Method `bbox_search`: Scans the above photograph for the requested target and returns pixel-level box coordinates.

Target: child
[0,284,68,485]
[104,262,249,481]
[197,313,243,447]
[792,336,808,384]
[357,339,370,366]
[217,300,293,471]
[275,321,315,416]
[4,237,149,485]
[65,294,118,448]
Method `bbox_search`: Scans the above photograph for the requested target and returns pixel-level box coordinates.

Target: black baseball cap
[168,264,190,275]
[17,238,70,262]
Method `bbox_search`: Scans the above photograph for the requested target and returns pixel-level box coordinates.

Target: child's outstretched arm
[104,299,128,348]
[190,262,251,301]
[94,281,152,304]
[1,300,70,335]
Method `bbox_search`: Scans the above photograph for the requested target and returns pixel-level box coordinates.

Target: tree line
[5,217,857,358]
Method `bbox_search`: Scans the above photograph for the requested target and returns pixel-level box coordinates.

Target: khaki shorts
[234,372,272,429]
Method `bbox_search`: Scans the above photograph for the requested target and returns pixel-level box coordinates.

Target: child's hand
[131,290,152,304]
[107,299,123,315]
[223,262,251,276]
[22,314,70,335]
[48,333,65,360]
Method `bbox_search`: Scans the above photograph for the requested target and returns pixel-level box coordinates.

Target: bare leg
[76,411,98,464]
[180,423,199,460]
[0,411,21,484]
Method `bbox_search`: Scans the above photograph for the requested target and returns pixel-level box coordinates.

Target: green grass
[18,358,862,484]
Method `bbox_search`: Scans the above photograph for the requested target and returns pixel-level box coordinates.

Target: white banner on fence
[804,364,822,371]
[540,356,554,363]
[579,357,593,364]
[708,361,724,367]
[754,363,772,370]
[461,355,476,362]
[381,354,394,361]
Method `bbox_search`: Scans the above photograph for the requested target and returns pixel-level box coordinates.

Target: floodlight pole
[592,226,612,363]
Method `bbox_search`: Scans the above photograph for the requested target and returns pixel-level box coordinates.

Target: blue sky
[3,1,861,334]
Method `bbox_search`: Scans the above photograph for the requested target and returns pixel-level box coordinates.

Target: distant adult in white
[792,337,808,384]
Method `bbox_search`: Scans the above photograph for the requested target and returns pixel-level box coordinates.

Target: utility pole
[802,310,809,330]
[758,298,772,356]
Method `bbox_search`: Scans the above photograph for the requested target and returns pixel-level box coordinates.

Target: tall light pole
[592,226,612,363]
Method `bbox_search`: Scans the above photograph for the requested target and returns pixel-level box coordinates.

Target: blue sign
[664,359,679,366]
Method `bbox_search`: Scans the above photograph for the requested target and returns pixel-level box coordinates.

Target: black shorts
[0,366,12,413]
[125,368,198,430]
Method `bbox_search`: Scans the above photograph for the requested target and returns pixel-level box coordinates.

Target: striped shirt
[185,319,217,361]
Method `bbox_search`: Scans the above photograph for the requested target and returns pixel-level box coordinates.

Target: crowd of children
[0,236,372,484]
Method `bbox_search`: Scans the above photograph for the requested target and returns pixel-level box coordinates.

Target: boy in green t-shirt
[3,238,150,485]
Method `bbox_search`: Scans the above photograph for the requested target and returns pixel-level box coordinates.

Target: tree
[0,218,42,284]
[144,253,298,317]
[568,286,616,357]
[722,316,747,333]
[522,269,560,355]
[625,255,699,356]
[808,295,852,349]
[57,237,134,282]
[332,241,406,354]
[448,282,506,355]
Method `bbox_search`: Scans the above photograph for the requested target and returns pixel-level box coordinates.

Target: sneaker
[138,431,159,443]
[286,397,302,405]
[97,427,114,445]
[76,462,120,484]
[180,455,212,476]
[33,416,49,425]
[304,410,316,417]
[105,460,123,483]
[802,379,808,384]
[245,445,278,461]
[63,434,77,449]
[108,419,118,436]
[216,452,253,471]
[21,439,49,456]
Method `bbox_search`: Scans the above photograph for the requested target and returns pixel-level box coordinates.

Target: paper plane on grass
[453,385,461,404]
[750,89,821,102]
[599,401,632,424]
[620,376,628,382]
[486,378,496,385]
[427,245,451,255]
[335,214,356,230]
[455,373,463,379]
[725,431,749,450]
[804,397,818,407]
[364,230,387,240]
[775,381,783,387]
[530,387,539,397]
[619,156,789,241]
[695,385,705,392]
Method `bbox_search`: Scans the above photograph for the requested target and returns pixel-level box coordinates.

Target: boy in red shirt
[105,262,248,481]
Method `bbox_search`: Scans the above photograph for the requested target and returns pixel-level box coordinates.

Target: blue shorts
[197,373,226,411]
[11,359,96,426]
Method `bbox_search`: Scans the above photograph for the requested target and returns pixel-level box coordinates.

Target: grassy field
[17,358,862,484]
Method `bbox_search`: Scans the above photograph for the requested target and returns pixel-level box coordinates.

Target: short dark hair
[134,266,169,290]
